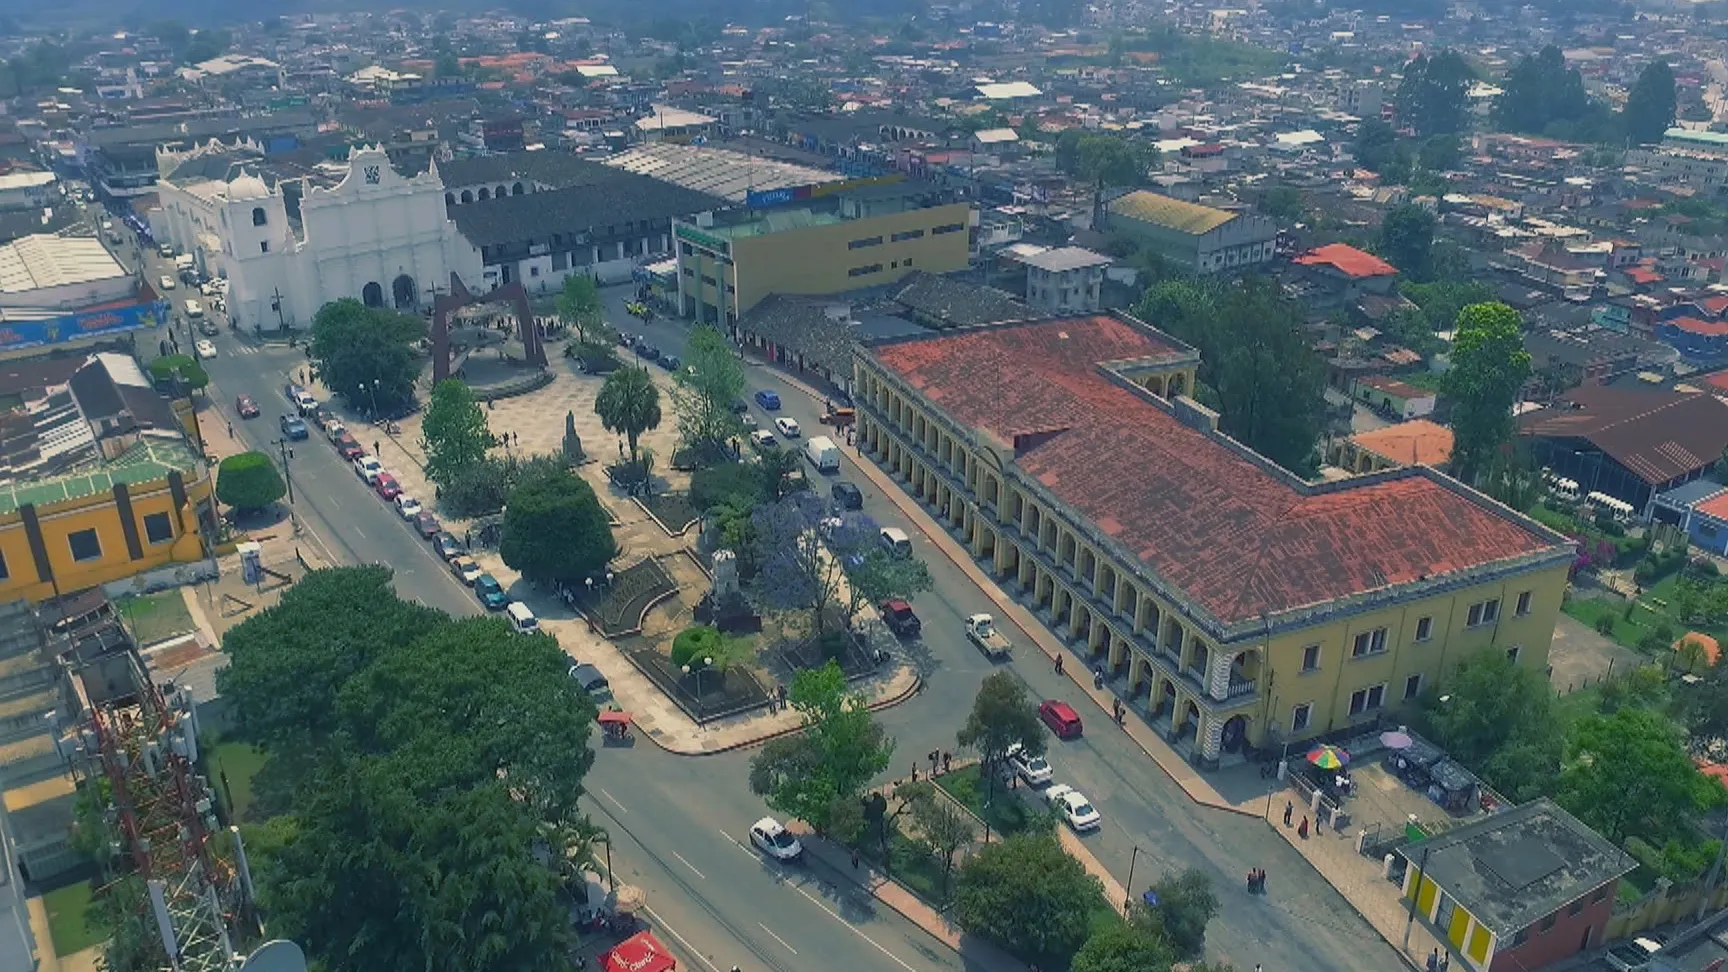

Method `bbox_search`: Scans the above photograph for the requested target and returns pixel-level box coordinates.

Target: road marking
[352,527,365,539]
[758,922,798,955]
[789,883,919,972]
[600,788,628,813]
[671,851,706,880]
[641,904,723,972]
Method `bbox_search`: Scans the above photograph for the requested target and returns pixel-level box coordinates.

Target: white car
[748,429,777,450]
[749,817,803,862]
[1045,784,1101,831]
[193,339,217,359]
[354,455,383,483]
[774,417,801,438]
[395,496,423,519]
[1006,743,1053,786]
[449,556,483,585]
[158,274,176,291]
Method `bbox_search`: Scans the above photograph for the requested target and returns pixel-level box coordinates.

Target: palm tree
[594,365,661,463]
[543,816,610,890]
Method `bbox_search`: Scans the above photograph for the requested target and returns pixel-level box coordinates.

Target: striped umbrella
[1306,744,1350,770]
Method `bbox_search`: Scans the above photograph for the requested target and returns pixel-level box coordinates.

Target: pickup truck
[880,599,921,638]
[965,613,1012,659]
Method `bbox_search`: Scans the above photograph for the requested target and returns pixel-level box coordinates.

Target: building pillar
[1207,649,1234,702]
[1107,633,1125,667]
[1199,712,1224,763]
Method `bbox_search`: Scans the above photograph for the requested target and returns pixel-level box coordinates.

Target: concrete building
[151,141,482,329]
[1105,191,1276,275]
[853,314,1574,765]
[674,182,971,325]
[0,171,57,212]
[1520,385,1728,514]
[77,111,319,199]
[1018,246,1111,314]
[1397,799,1634,971]
[0,235,164,359]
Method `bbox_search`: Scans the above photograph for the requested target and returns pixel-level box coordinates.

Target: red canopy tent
[602,931,676,972]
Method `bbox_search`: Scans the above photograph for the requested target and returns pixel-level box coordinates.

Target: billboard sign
[745,174,906,210]
[0,300,168,352]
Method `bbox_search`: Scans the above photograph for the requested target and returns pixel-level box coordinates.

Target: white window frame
[1414,616,1433,642]
[1291,702,1313,732]
[1351,627,1388,658]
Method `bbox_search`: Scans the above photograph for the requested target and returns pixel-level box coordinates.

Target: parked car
[278,415,309,440]
[748,429,777,451]
[568,663,612,703]
[1005,743,1053,786]
[879,599,921,638]
[658,354,681,371]
[311,406,336,429]
[395,495,423,519]
[749,817,804,862]
[158,274,176,291]
[235,394,260,419]
[353,456,383,483]
[374,472,402,500]
[1044,784,1101,831]
[413,512,441,538]
[433,532,465,560]
[774,417,801,438]
[1039,700,1084,740]
[638,345,661,363]
[754,390,781,410]
[194,339,218,359]
[334,432,364,460]
[198,320,220,337]
[475,574,509,610]
[449,556,483,585]
[831,481,863,511]
[1604,938,1662,972]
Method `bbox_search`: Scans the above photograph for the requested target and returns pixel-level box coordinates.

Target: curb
[751,357,1265,819]
[641,667,924,756]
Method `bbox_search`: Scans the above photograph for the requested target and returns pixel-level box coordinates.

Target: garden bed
[117,591,196,647]
[776,626,882,678]
[624,639,769,723]
[856,830,951,908]
[934,763,1048,837]
[582,558,677,637]
[639,491,701,536]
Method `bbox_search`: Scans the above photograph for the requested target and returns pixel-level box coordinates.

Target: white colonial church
[151,141,483,329]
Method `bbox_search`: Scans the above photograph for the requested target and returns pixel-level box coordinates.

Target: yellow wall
[687,203,971,320]
[1468,924,1492,965]
[0,475,212,603]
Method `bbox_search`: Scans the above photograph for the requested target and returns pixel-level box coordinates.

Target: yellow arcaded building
[0,352,213,602]
[854,313,1574,766]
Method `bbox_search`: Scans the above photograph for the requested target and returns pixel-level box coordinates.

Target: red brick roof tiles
[873,317,1565,627]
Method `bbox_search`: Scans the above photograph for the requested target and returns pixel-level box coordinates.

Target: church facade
[151,142,483,330]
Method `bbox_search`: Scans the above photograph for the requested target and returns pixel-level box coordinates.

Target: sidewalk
[750,357,1261,817]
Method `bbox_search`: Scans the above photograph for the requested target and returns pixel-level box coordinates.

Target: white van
[879,527,911,558]
[506,601,540,634]
[803,435,841,474]
[183,299,205,319]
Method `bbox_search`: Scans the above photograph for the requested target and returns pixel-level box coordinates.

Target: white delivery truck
[803,435,841,474]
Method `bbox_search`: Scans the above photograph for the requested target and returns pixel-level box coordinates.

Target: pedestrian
[374,440,381,456]
[1297,817,1309,839]
[942,751,952,773]
[851,849,859,869]
[1440,953,1449,971]
[226,422,233,439]
[928,750,939,774]
[1054,654,1065,675]
[1316,813,1325,835]
[1283,800,1293,827]
[1426,948,1439,972]
[910,763,918,782]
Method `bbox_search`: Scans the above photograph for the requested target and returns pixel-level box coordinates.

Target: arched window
[251,207,267,226]
[445,192,455,207]
[512,182,525,196]
[362,282,384,308]
[392,275,417,310]
[478,188,490,201]
[460,190,473,204]
[497,185,507,199]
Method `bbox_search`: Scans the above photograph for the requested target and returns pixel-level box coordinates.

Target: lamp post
[1125,845,1144,913]
[368,379,381,422]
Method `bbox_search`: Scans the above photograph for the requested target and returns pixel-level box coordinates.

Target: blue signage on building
[0,300,168,352]
[745,187,795,208]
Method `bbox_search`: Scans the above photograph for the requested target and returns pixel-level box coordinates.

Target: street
[177,269,1402,972]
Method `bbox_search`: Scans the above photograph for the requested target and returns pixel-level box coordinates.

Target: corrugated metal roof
[1108,191,1238,235]
[0,235,127,295]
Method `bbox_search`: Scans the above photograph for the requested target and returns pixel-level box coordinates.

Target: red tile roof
[1625,267,1663,285]
[1294,243,1399,279]
[1671,316,1728,337]
[1700,369,1728,395]
[1697,491,1728,523]
[872,316,1566,627]
[1351,419,1455,467]
[1700,296,1728,316]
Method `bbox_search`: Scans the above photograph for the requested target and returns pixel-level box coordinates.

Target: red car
[334,432,364,460]
[413,512,441,538]
[1039,700,1084,740]
[235,394,260,419]
[374,472,402,500]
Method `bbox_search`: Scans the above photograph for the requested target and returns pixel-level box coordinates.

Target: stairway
[0,601,62,789]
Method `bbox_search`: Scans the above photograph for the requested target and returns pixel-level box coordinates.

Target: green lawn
[117,591,196,647]
[935,764,1048,837]
[43,881,104,956]
[1562,597,1655,649]
[209,741,267,823]
[859,831,953,907]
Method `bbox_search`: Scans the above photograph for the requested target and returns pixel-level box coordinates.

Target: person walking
[1297,817,1309,839]
[1054,654,1065,675]
[1283,800,1294,827]
[1426,948,1439,972]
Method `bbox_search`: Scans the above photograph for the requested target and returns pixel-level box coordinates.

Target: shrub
[566,341,620,374]
[671,625,726,669]
[1593,514,1626,537]
[216,452,285,511]
[442,458,510,517]
[690,462,765,512]
[148,353,209,392]
[1595,614,1616,636]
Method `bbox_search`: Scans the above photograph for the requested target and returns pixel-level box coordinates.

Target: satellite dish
[237,940,308,972]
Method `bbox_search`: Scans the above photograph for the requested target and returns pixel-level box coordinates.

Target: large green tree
[748,661,895,833]
[499,467,618,586]
[216,451,286,512]
[1377,203,1437,281]
[1560,706,1725,843]
[419,379,492,485]
[556,273,605,344]
[1493,45,1593,135]
[956,672,1045,796]
[309,298,426,417]
[844,547,933,624]
[1353,118,1400,172]
[1442,302,1531,484]
[1056,130,1155,223]
[671,325,746,454]
[1395,50,1473,136]
[953,833,1106,966]
[148,353,209,393]
[594,365,662,463]
[1071,919,1175,972]
[1137,868,1218,959]
[1622,60,1677,145]
[1416,648,1562,802]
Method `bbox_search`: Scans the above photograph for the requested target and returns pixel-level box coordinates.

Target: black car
[832,481,863,511]
[659,354,681,371]
[638,346,661,362]
[433,532,464,560]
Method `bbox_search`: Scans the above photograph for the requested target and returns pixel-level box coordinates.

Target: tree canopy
[148,353,209,393]
[1493,45,1594,135]
[1416,648,1562,802]
[1442,302,1531,484]
[956,672,1046,792]
[671,325,746,455]
[216,451,286,512]
[309,299,426,417]
[594,365,662,463]
[1395,50,1473,136]
[1560,706,1725,844]
[748,661,894,834]
[953,833,1106,965]
[1138,868,1219,958]
[751,495,875,634]
[499,466,618,586]
[1622,60,1677,145]
[420,379,492,485]
[1377,203,1437,282]
[556,274,606,344]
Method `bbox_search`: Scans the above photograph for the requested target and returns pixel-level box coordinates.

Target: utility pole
[274,437,295,505]
[270,288,287,331]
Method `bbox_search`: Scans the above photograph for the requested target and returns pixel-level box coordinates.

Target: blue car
[475,574,509,610]
[278,415,309,440]
[755,390,782,410]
